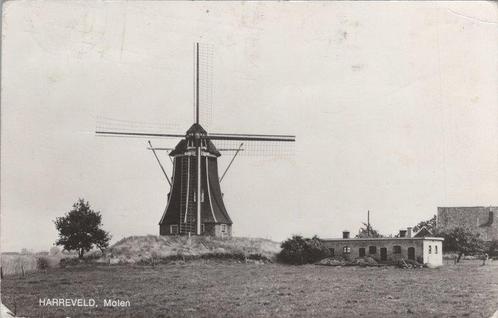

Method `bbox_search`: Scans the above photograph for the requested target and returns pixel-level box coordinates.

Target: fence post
[21,264,25,277]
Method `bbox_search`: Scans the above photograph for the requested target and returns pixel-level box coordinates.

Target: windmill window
[393,245,401,254]
[428,245,432,254]
[435,245,438,254]
[369,246,377,254]
[221,224,227,233]
[193,191,205,202]
[170,224,178,235]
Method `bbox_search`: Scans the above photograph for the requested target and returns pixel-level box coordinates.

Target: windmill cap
[186,123,207,136]
[169,123,221,157]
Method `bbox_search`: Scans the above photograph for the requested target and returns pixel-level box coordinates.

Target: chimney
[399,230,407,238]
[342,231,350,239]
[407,227,412,238]
[406,227,413,237]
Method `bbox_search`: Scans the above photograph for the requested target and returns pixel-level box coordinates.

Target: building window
[170,224,178,234]
[435,245,438,254]
[343,246,351,254]
[428,245,432,254]
[201,224,205,233]
[221,224,227,233]
[393,245,401,254]
[369,246,377,254]
[329,248,335,257]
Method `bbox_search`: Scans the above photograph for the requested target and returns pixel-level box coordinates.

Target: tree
[356,222,384,238]
[441,227,485,262]
[413,215,437,234]
[54,199,111,259]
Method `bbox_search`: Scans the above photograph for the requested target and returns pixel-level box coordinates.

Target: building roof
[438,206,498,209]
[321,237,444,242]
[412,226,433,237]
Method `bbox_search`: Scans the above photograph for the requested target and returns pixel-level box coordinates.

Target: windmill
[96,43,295,237]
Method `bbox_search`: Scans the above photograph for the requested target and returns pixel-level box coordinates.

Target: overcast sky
[2,1,497,252]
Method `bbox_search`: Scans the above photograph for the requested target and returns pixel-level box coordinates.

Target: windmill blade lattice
[96,116,185,139]
[212,139,295,157]
[195,43,214,129]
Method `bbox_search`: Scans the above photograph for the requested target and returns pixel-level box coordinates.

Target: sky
[1,1,497,252]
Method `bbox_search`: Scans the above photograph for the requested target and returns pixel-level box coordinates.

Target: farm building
[321,229,444,267]
[437,206,498,241]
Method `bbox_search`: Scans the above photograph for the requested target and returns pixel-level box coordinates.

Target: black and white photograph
[1,1,497,317]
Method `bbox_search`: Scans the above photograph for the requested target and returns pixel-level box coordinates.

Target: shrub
[36,257,50,270]
[247,254,271,262]
[487,240,498,257]
[277,235,330,265]
[59,257,83,268]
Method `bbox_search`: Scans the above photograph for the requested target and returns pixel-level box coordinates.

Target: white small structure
[1,302,16,317]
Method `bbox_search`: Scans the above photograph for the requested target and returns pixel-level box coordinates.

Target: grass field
[2,260,497,318]
[1,254,63,276]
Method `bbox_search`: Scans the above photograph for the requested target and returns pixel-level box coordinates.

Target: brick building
[437,206,498,241]
[321,229,444,267]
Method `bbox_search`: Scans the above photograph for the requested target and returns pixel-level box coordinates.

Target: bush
[59,257,83,268]
[487,240,498,257]
[36,257,50,270]
[277,235,330,265]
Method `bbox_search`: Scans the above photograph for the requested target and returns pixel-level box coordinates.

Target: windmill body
[159,123,233,237]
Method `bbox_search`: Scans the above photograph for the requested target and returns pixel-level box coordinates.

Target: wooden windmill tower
[96,43,295,238]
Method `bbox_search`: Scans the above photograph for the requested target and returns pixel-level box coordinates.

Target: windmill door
[380,248,387,261]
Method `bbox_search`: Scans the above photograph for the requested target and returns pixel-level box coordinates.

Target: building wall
[437,207,498,241]
[423,240,443,267]
[321,238,443,267]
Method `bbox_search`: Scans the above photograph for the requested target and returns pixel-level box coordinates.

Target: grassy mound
[101,235,281,264]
